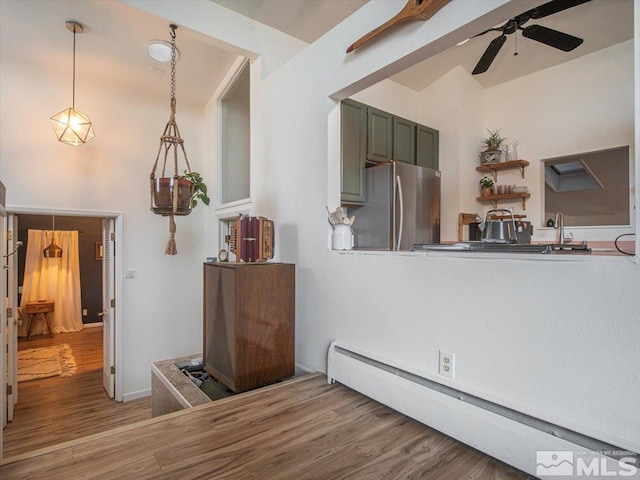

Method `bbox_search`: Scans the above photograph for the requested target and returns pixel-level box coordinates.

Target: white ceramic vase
[332,224,353,250]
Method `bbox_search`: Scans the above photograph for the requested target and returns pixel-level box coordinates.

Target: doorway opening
[2,208,127,458]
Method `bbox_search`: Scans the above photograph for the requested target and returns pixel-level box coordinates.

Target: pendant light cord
[72,25,76,108]
[50,20,94,146]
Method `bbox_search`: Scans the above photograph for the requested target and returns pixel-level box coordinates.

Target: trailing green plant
[479,176,494,189]
[182,170,211,208]
[481,129,506,151]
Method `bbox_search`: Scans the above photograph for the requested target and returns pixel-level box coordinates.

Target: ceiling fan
[472,0,591,75]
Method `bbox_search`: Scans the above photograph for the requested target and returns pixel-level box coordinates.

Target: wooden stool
[25,301,55,340]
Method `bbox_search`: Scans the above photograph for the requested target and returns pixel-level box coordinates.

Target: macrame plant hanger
[150,24,194,255]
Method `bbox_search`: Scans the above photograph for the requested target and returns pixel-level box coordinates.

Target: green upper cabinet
[417,124,439,169]
[340,99,367,205]
[340,99,439,205]
[366,107,393,163]
[393,117,416,164]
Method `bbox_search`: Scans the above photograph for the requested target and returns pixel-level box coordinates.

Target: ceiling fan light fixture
[471,0,591,75]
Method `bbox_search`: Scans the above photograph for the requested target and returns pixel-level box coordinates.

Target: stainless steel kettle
[479,209,518,244]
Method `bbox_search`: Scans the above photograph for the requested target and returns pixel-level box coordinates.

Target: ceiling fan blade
[527,0,591,20]
[472,35,506,75]
[522,24,583,52]
[473,27,501,38]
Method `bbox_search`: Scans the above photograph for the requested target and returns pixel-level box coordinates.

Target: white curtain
[19,229,83,336]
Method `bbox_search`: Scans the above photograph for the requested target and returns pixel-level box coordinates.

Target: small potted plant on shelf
[479,176,494,197]
[480,129,506,164]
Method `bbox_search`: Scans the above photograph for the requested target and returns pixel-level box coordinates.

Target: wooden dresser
[203,262,295,393]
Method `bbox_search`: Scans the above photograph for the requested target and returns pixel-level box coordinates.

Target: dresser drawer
[25,302,54,314]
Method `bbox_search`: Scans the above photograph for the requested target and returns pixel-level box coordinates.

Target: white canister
[332,224,353,250]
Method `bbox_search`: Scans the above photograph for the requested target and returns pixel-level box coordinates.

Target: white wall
[121,0,307,79]
[138,0,640,455]
[0,0,307,397]
[418,66,485,240]
[0,54,208,397]
[324,37,634,244]
[237,1,640,454]
[412,40,635,242]
[351,79,419,121]
[348,68,487,242]
[485,39,635,242]
[7,0,637,467]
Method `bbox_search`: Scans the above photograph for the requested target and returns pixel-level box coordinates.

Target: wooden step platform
[0,373,532,479]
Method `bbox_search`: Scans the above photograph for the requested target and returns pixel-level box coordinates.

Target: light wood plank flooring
[0,373,533,479]
[2,327,151,458]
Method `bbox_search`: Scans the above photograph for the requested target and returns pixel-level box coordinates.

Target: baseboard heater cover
[327,342,638,475]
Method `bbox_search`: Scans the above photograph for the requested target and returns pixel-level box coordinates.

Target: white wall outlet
[439,350,455,379]
[82,309,88,316]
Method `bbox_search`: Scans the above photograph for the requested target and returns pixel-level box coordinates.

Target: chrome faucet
[554,212,573,245]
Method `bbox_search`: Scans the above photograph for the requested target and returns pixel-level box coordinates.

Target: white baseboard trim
[327,342,640,478]
[83,322,103,328]
[122,388,150,402]
[294,362,315,374]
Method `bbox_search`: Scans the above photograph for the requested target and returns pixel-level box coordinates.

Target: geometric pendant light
[50,21,95,147]
[43,215,63,258]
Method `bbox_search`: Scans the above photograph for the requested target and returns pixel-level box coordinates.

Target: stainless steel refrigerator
[351,162,440,250]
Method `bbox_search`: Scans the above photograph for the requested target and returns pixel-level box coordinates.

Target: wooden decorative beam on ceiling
[346,0,452,54]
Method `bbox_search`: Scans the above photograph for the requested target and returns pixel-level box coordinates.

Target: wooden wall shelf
[476,192,531,210]
[476,160,529,181]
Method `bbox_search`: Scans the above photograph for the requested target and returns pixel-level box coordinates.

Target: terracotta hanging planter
[148,24,210,255]
[152,177,194,216]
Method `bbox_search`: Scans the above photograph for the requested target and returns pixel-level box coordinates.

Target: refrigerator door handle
[396,174,404,251]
